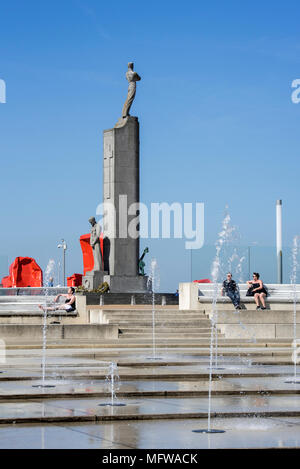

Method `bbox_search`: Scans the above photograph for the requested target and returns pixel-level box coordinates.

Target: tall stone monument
[101,62,148,293]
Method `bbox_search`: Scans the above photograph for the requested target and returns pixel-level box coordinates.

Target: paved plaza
[0,331,300,448]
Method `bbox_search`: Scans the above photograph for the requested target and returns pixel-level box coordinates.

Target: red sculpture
[1,257,43,287]
[193,279,212,283]
[2,276,12,288]
[67,273,83,287]
[79,233,104,276]
[65,233,104,288]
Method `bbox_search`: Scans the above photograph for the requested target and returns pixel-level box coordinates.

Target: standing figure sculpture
[122,62,141,118]
[89,217,102,271]
[139,247,149,276]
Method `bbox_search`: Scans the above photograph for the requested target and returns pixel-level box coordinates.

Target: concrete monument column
[101,63,148,293]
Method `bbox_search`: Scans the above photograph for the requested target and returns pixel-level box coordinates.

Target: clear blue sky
[1,0,300,289]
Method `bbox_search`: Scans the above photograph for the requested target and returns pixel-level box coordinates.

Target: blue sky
[1,0,300,289]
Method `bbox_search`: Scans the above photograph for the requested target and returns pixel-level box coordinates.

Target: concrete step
[102,310,207,315]
[102,312,207,316]
[113,321,211,332]
[119,327,212,333]
[98,309,187,313]
[0,316,79,325]
[101,309,204,313]
[100,307,196,310]
[119,333,218,339]
[103,314,209,320]
[107,338,290,344]
[2,340,293,350]
[0,311,78,317]
[105,316,211,322]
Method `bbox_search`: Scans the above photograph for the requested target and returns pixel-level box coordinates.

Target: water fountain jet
[32,259,56,389]
[285,235,300,384]
[98,362,126,406]
[193,210,233,433]
[146,258,162,361]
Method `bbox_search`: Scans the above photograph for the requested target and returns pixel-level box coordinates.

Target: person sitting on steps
[246,272,267,310]
[221,272,241,310]
[38,287,76,313]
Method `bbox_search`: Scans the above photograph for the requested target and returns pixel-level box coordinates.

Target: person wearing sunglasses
[246,272,267,310]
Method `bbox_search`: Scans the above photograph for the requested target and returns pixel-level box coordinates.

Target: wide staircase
[87,305,293,352]
[100,308,217,340]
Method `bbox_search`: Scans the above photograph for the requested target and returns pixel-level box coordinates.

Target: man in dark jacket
[222,272,241,310]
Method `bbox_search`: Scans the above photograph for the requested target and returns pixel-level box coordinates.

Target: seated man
[38,287,76,313]
[221,272,241,310]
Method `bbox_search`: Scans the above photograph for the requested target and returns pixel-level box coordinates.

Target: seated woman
[38,287,76,313]
[246,272,267,310]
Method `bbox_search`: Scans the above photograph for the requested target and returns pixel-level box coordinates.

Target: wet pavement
[0,376,300,398]
[0,345,300,447]
[1,393,300,422]
[0,417,299,449]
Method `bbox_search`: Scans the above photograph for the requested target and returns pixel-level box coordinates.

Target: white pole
[63,247,66,287]
[58,261,61,287]
[57,239,67,287]
[62,240,67,287]
[276,200,283,284]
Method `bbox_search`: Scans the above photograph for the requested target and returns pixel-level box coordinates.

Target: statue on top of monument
[88,217,103,272]
[122,62,141,118]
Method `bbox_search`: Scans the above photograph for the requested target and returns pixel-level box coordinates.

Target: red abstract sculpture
[193,279,212,283]
[79,233,104,276]
[1,257,43,287]
[2,276,12,288]
[67,273,83,287]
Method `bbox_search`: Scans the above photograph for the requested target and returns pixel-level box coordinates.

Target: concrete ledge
[206,305,300,339]
[0,324,118,340]
[179,282,300,312]
[0,311,78,317]
[63,325,118,340]
[74,295,89,324]
[211,311,300,324]
[89,310,108,324]
[0,325,63,340]
[199,297,297,304]
[275,324,300,338]
[218,324,276,339]
[217,321,300,340]
[179,283,199,310]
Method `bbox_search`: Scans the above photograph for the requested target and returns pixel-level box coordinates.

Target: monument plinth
[83,270,107,291]
[102,116,148,293]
